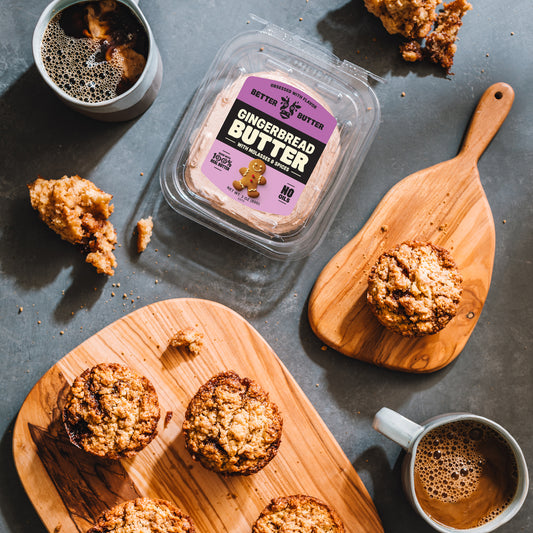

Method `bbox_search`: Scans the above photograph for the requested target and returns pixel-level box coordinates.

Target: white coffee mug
[33,0,162,121]
[373,408,529,532]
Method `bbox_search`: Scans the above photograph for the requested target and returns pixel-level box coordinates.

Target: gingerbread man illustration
[233,158,267,198]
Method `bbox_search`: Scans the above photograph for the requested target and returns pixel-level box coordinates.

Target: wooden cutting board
[13,298,383,533]
[309,83,514,373]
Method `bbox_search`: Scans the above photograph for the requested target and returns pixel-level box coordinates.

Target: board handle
[458,82,514,164]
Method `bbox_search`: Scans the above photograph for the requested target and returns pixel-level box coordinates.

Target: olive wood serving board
[13,298,383,533]
[309,83,514,373]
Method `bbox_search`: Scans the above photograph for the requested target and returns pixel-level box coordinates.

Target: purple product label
[201,76,337,216]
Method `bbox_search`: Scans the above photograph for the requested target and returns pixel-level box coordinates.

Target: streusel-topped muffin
[367,241,463,336]
[183,371,282,475]
[87,498,195,533]
[63,363,160,459]
[252,495,345,533]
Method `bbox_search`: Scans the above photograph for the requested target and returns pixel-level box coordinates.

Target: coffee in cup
[373,408,528,532]
[414,419,518,529]
[33,0,162,121]
[41,0,148,103]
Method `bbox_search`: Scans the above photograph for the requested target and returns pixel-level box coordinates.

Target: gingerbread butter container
[160,17,381,260]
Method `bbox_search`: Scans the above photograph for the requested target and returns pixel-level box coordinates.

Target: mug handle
[372,407,425,451]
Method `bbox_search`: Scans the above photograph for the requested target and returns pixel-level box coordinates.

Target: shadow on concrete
[297,291,458,418]
[0,65,136,320]
[353,446,435,532]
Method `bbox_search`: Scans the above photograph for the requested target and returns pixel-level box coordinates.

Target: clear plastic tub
[160,16,381,260]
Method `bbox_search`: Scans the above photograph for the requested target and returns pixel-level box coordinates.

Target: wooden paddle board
[309,83,514,373]
[13,298,383,533]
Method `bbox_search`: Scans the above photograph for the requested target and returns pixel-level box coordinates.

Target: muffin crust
[367,241,463,336]
[87,497,195,533]
[252,495,345,533]
[183,371,282,475]
[63,363,160,459]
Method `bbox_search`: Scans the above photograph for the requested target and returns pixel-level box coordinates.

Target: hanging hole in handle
[494,91,503,99]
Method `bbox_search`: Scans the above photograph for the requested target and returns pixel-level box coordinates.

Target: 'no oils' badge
[201,76,337,216]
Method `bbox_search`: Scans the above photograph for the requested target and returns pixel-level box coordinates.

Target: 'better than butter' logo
[279,97,301,120]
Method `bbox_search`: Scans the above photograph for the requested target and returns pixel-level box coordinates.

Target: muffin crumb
[136,216,153,252]
[400,40,423,62]
[164,411,174,428]
[169,328,204,356]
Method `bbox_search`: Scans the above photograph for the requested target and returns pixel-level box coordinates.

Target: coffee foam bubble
[41,15,123,103]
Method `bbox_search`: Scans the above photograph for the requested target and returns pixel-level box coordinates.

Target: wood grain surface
[13,298,383,533]
[309,83,514,373]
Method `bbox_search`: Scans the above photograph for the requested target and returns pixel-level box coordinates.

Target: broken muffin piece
[424,0,472,72]
[28,175,117,275]
[135,216,153,253]
[365,0,472,71]
[364,0,439,39]
[169,328,204,356]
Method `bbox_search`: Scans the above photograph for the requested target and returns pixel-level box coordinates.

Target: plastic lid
[160,16,381,260]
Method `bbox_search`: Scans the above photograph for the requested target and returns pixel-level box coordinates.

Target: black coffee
[41,0,148,103]
[414,420,518,529]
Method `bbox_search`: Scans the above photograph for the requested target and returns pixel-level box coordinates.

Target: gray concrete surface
[1,1,531,531]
